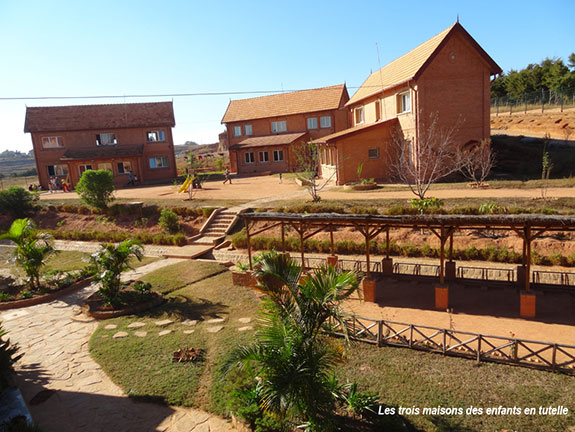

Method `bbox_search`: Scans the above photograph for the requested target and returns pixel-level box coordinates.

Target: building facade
[221,84,350,176]
[24,102,177,189]
[316,22,502,185]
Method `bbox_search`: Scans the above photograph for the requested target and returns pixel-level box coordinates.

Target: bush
[75,170,115,209]
[0,187,38,219]
[158,209,180,234]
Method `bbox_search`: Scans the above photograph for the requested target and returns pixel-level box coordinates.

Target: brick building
[221,84,349,176]
[316,22,502,185]
[24,102,177,189]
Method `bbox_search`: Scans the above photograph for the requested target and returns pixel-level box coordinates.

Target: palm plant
[0,218,56,290]
[224,251,360,430]
[88,239,143,305]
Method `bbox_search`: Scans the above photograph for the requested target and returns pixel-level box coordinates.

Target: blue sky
[1,0,573,153]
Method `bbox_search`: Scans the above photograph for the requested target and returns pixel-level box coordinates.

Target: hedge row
[230,231,575,267]
[44,203,215,218]
[46,229,187,246]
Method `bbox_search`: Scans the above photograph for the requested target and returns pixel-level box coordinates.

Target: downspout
[409,81,419,166]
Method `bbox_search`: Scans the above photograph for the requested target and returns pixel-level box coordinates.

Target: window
[354,107,364,125]
[273,150,284,162]
[244,125,253,136]
[233,126,242,137]
[47,164,68,177]
[96,133,117,146]
[271,121,287,134]
[149,157,169,168]
[259,151,269,162]
[320,116,331,128]
[78,164,93,175]
[147,130,165,142]
[368,148,380,159]
[307,117,318,130]
[42,136,64,148]
[244,152,255,164]
[375,100,381,121]
[117,161,132,174]
[98,163,113,172]
[397,91,411,114]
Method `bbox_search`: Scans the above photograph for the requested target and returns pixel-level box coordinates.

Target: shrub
[202,207,217,218]
[0,323,22,391]
[0,187,38,219]
[158,209,180,234]
[75,169,115,209]
[410,197,444,214]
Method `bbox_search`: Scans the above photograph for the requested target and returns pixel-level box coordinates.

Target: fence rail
[491,87,575,116]
[457,265,515,283]
[329,315,575,374]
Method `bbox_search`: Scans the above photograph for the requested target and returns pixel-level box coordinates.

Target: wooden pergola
[241,212,575,317]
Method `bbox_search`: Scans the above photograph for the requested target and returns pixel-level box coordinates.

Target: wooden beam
[249,221,282,237]
[281,222,285,252]
[330,226,335,256]
[386,227,390,259]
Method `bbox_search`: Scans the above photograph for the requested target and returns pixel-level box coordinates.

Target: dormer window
[147,130,165,142]
[96,133,117,146]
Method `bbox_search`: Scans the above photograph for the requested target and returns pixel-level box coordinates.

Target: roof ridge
[26,101,173,110]
[227,83,345,104]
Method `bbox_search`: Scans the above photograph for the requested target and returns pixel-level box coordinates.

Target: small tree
[391,113,464,199]
[158,208,180,234]
[0,218,56,290]
[541,133,553,201]
[0,186,38,219]
[294,141,334,202]
[88,239,143,305]
[76,170,115,209]
[458,139,495,187]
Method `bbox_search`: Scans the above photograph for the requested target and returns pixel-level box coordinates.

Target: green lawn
[139,260,228,294]
[89,261,575,431]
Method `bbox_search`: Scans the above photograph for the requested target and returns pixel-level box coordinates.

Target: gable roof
[24,102,175,133]
[315,118,397,144]
[221,84,348,123]
[347,23,502,107]
[231,132,308,149]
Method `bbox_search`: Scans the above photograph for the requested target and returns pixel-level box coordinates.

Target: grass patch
[336,342,575,432]
[89,263,259,410]
[140,261,228,294]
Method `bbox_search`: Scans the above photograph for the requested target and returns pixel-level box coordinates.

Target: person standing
[223,168,232,184]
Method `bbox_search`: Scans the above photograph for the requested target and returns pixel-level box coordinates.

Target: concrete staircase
[190,208,240,246]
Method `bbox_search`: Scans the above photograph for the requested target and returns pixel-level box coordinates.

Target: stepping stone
[182,319,198,326]
[104,324,117,330]
[112,331,128,339]
[206,326,223,333]
[238,317,252,324]
[155,319,173,327]
[158,330,172,337]
[183,330,195,335]
[101,335,109,339]
[127,322,146,329]
[206,318,225,324]
[134,331,147,337]
[238,326,253,332]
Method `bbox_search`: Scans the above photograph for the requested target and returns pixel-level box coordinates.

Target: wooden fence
[329,315,575,375]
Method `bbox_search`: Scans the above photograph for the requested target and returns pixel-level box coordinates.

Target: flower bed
[343,182,379,191]
[82,284,164,319]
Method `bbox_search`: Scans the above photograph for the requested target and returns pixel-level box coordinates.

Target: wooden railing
[328,315,575,375]
[457,265,515,282]
[393,262,440,277]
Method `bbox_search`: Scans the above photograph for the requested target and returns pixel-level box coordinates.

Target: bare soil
[491,108,575,141]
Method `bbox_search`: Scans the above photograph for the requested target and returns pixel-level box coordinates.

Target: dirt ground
[39,175,575,203]
[491,107,575,141]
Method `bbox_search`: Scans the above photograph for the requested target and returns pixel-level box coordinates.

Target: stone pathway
[0,259,248,432]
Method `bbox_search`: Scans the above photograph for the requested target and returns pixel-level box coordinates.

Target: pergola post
[445,231,456,281]
[299,221,305,271]
[382,226,393,275]
[281,222,285,253]
[326,225,338,267]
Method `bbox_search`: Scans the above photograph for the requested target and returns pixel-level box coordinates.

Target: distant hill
[175,142,220,157]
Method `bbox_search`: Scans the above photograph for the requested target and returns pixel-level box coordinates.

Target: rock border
[343,183,379,191]
[0,278,93,311]
[82,292,165,320]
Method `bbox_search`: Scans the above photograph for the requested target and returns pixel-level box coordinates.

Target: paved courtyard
[0,260,246,432]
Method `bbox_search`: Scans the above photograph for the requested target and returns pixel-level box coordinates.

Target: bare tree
[390,113,464,199]
[541,133,553,202]
[458,139,495,188]
[294,141,335,202]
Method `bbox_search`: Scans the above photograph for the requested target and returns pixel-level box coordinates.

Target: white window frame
[273,150,284,162]
[78,164,93,175]
[397,91,411,114]
[47,164,68,177]
[320,116,331,128]
[259,151,269,163]
[149,157,169,169]
[368,148,380,159]
[147,130,165,142]
[117,161,132,174]
[96,133,117,146]
[41,136,64,148]
[244,125,253,136]
[307,117,318,130]
[355,107,364,125]
[245,152,255,164]
[98,163,113,172]
[233,126,242,137]
[271,121,287,134]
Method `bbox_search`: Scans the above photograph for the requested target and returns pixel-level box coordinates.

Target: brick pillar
[520,291,536,318]
[382,258,393,276]
[516,266,526,288]
[326,255,338,267]
[445,261,456,281]
[434,284,449,310]
[363,278,377,303]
